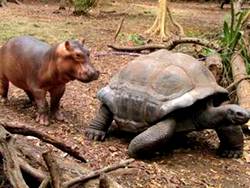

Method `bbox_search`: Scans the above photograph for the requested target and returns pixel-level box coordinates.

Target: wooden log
[231,53,250,129]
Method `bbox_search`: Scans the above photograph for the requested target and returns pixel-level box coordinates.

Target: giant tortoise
[85,49,250,158]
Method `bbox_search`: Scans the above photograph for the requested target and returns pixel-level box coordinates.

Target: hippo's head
[55,39,99,83]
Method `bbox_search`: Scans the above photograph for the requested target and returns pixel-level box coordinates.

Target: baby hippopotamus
[0,36,99,125]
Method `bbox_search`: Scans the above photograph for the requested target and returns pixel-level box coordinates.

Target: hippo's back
[0,36,51,89]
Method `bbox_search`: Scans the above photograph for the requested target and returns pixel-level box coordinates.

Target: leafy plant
[219,5,250,84]
[127,34,145,45]
[73,0,97,15]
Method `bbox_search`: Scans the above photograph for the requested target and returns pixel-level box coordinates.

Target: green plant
[219,5,250,84]
[127,34,145,45]
[73,0,97,15]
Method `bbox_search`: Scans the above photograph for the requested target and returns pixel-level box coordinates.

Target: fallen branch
[94,51,142,57]
[108,37,221,53]
[63,158,135,188]
[42,151,62,188]
[0,120,87,163]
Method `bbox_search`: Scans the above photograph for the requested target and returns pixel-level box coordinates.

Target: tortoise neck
[195,105,228,129]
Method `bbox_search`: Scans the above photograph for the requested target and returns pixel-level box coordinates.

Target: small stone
[109,146,117,152]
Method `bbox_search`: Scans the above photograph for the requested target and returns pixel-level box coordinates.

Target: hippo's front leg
[33,89,49,125]
[49,86,66,121]
[216,125,244,158]
[128,118,176,158]
[85,104,113,141]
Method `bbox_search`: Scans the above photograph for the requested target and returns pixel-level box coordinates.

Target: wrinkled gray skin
[85,50,250,159]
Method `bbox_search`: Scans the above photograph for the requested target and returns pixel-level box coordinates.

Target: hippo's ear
[80,38,85,45]
[65,41,73,51]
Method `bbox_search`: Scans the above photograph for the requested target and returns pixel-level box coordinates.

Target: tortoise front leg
[85,104,113,141]
[216,125,243,158]
[128,118,176,158]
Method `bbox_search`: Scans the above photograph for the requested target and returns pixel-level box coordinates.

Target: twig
[63,158,135,188]
[108,37,221,53]
[0,125,29,188]
[114,17,125,42]
[0,120,87,163]
[42,151,62,188]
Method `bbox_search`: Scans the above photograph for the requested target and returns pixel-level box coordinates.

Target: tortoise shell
[97,50,228,130]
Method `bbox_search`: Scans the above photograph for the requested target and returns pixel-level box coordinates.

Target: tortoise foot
[217,147,243,158]
[85,128,106,141]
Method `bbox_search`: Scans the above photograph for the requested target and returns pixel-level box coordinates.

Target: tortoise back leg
[216,125,243,158]
[128,118,176,158]
[85,104,113,141]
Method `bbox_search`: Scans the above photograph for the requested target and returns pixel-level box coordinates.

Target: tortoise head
[225,104,250,125]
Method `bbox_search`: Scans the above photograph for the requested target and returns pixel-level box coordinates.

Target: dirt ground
[0,0,250,187]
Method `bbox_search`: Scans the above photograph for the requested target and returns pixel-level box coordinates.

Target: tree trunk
[231,54,250,129]
[145,0,184,41]
[230,0,250,129]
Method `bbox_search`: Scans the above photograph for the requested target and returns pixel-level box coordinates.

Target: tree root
[0,126,29,188]
[0,120,87,163]
[0,121,135,188]
[42,151,62,188]
[99,174,124,188]
[146,0,184,41]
